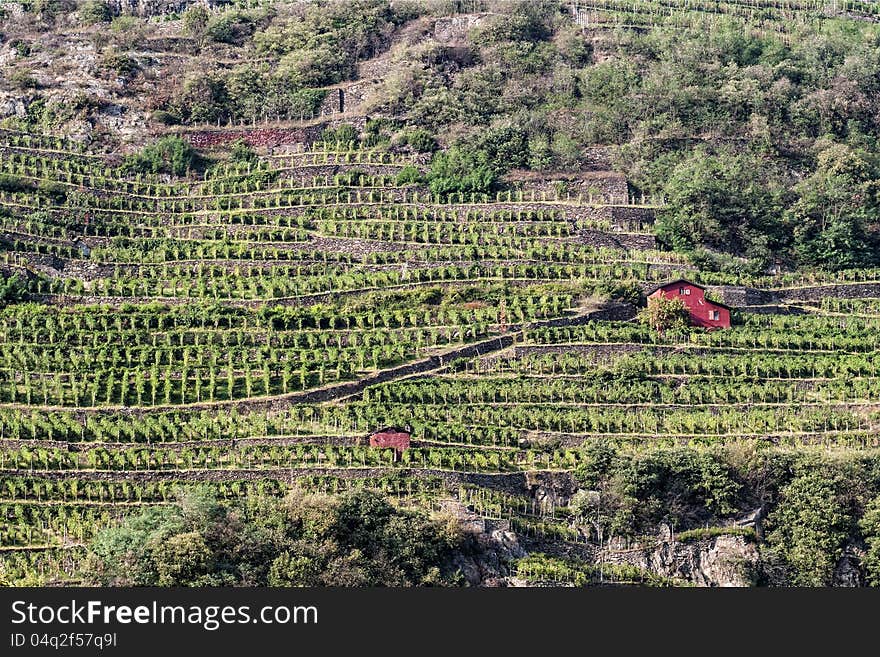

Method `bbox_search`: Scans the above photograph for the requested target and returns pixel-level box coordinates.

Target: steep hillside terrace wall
[179,117,367,150]
[505,169,627,197]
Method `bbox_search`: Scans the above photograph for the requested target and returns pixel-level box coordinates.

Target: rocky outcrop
[602,531,760,587]
[443,501,527,586]
[105,0,221,17]
[832,545,865,587]
[433,13,494,44]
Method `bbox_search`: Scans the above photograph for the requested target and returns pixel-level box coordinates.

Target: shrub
[637,295,690,332]
[10,69,39,89]
[122,136,198,177]
[765,472,849,586]
[321,124,359,146]
[182,5,209,39]
[0,175,34,194]
[207,11,256,46]
[394,165,424,185]
[230,139,257,164]
[400,128,437,153]
[37,181,67,203]
[80,0,112,24]
[427,145,496,197]
[0,274,28,307]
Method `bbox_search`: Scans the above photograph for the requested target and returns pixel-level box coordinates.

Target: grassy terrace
[1,126,879,585]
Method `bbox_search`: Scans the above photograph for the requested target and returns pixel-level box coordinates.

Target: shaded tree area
[572,442,880,586]
[83,487,465,586]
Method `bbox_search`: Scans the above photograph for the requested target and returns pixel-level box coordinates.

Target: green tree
[765,472,850,586]
[428,146,496,197]
[638,295,690,333]
[860,495,880,587]
[789,143,879,270]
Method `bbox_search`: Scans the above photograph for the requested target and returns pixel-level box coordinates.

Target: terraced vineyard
[2,121,880,586]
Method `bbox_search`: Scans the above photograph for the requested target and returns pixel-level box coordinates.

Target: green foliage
[595,280,644,307]
[0,174,34,194]
[399,128,437,153]
[253,0,412,85]
[320,124,359,146]
[101,50,140,80]
[0,274,28,308]
[122,136,198,177]
[151,110,181,126]
[230,139,257,165]
[574,444,740,539]
[80,0,111,24]
[394,165,424,186]
[182,5,210,40]
[82,487,464,586]
[765,472,850,586]
[427,145,496,197]
[36,180,66,203]
[859,495,880,586]
[638,295,690,332]
[207,11,257,46]
[788,143,880,271]
[656,149,785,265]
[10,69,39,90]
[674,526,756,543]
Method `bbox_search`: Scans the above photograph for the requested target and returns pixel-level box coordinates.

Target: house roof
[371,426,411,435]
[646,278,733,310]
[645,278,707,297]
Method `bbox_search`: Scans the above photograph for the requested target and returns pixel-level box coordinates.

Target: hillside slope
[1,0,880,587]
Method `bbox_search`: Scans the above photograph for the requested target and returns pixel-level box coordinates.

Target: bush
[400,128,437,153]
[10,69,38,89]
[0,175,34,194]
[637,295,690,332]
[0,274,28,307]
[394,165,424,185]
[83,487,463,586]
[80,0,111,24]
[182,5,209,39]
[122,136,198,177]
[207,11,256,46]
[37,180,67,203]
[230,139,257,164]
[765,472,849,586]
[320,124,359,146]
[427,145,496,198]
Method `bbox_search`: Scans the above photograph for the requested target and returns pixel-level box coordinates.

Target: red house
[647,279,732,329]
[368,426,411,454]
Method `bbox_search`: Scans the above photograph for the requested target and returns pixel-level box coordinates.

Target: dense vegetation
[84,487,463,586]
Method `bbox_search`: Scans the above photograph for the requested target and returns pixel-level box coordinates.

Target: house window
[710,310,720,321]
[679,287,686,295]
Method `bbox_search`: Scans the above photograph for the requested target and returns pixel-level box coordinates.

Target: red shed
[647,279,732,329]
[368,426,411,454]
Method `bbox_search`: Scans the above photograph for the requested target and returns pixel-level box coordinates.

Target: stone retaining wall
[578,229,656,251]
[774,282,880,302]
[181,118,367,150]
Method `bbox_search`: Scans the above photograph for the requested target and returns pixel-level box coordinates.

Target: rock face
[105,0,219,17]
[832,546,864,587]
[603,533,761,587]
[454,526,527,587]
[433,13,493,44]
[443,500,527,586]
